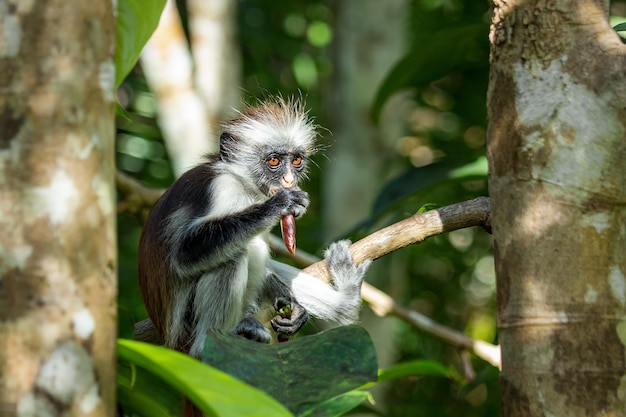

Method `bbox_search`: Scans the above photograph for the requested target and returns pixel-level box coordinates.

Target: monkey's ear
[219,132,237,161]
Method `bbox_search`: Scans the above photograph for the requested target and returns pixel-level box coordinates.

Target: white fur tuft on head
[222,97,318,154]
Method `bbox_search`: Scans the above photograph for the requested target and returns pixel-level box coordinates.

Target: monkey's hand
[232,317,272,344]
[268,188,309,219]
[270,296,309,341]
[324,240,372,325]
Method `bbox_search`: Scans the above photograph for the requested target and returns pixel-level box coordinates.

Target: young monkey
[138,98,370,358]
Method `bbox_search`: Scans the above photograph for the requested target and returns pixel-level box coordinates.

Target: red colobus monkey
[138,98,370,358]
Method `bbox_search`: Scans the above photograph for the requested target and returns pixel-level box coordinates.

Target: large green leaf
[202,325,378,415]
[118,361,183,417]
[371,24,489,122]
[115,0,166,87]
[376,359,460,384]
[118,339,292,417]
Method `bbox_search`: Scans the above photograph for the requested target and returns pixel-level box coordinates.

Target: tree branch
[116,170,162,221]
[360,280,500,369]
[302,197,492,281]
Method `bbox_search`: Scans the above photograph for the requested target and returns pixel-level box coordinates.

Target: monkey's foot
[232,317,271,343]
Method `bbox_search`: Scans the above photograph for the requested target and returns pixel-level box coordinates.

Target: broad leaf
[118,361,182,417]
[376,359,459,384]
[203,325,378,414]
[118,339,292,417]
[297,390,372,417]
[115,0,166,87]
[613,22,626,31]
[371,24,489,122]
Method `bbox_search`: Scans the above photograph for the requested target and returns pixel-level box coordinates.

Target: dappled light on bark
[488,0,626,415]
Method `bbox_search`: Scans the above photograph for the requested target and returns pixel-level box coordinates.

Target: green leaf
[115,0,167,87]
[297,390,372,417]
[115,102,131,121]
[449,155,488,178]
[117,361,183,417]
[202,325,378,414]
[416,203,438,214]
[371,24,489,122]
[118,339,292,417]
[613,22,626,31]
[376,359,459,384]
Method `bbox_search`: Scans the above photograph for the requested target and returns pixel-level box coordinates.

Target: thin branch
[459,350,476,382]
[303,197,492,281]
[360,280,501,369]
[116,170,162,221]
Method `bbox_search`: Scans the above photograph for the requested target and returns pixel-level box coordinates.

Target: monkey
[137,97,371,359]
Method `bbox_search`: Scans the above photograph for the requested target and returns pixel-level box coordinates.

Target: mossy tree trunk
[0,1,117,415]
[487,1,626,415]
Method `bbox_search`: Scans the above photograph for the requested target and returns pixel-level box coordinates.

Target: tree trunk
[0,1,117,416]
[487,1,626,415]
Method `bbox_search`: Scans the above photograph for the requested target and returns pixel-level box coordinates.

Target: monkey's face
[261,150,307,195]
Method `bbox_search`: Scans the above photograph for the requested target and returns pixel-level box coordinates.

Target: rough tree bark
[487,1,626,415]
[0,1,117,416]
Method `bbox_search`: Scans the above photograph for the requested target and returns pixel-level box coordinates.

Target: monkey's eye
[267,157,281,168]
[292,156,303,167]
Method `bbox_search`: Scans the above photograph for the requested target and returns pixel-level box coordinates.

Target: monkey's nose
[281,172,295,188]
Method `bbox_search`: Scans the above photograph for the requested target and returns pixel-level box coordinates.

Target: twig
[361,282,500,368]
[116,171,162,221]
[459,350,476,382]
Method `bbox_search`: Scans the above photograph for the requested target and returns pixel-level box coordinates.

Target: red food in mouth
[280,214,296,255]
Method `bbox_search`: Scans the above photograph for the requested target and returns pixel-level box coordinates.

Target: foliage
[117,331,464,417]
[358,2,498,416]
[348,157,488,235]
[203,326,377,415]
[371,24,489,122]
[115,0,166,87]
[118,339,291,417]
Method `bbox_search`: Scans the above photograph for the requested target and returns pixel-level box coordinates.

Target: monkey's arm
[169,187,308,276]
[269,240,371,325]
